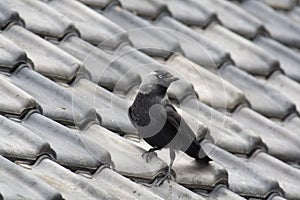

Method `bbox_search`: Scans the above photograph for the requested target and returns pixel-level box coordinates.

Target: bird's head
[139,70,179,95]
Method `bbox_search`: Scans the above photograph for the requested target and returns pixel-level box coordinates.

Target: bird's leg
[142,146,160,163]
[155,148,176,186]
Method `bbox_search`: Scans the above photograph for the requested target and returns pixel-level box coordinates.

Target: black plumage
[128,70,211,182]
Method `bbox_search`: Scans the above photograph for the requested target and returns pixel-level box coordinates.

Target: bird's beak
[164,74,179,83]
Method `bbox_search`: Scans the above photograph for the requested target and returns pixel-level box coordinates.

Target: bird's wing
[165,103,197,144]
[128,106,136,127]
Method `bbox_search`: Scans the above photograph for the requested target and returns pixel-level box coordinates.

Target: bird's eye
[158,75,163,78]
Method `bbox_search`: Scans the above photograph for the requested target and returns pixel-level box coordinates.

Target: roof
[0,0,300,199]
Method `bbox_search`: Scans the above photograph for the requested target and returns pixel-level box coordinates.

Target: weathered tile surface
[242,0,300,48]
[262,0,297,10]
[0,0,21,29]
[2,25,82,83]
[0,75,36,117]
[23,112,112,171]
[254,36,300,82]
[45,0,126,48]
[155,16,230,68]
[202,143,281,198]
[166,54,245,110]
[103,5,181,58]
[0,114,50,161]
[202,24,279,76]
[0,155,62,199]
[1,0,75,39]
[0,34,27,73]
[10,67,98,129]
[220,65,295,119]
[233,107,300,162]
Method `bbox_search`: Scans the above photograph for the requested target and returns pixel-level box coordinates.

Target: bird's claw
[153,169,175,186]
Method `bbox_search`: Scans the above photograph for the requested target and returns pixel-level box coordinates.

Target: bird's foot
[142,151,157,163]
[153,169,176,186]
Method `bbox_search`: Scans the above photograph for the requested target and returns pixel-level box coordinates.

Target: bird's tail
[185,140,212,162]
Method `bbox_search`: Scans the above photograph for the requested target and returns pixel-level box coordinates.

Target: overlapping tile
[220,65,295,119]
[288,6,300,22]
[262,0,297,10]
[201,24,279,76]
[254,35,300,82]
[10,67,98,129]
[103,5,181,58]
[166,54,245,110]
[202,143,281,198]
[0,155,62,199]
[249,151,300,199]
[78,0,113,9]
[0,0,21,30]
[194,0,264,39]
[1,0,75,39]
[233,107,300,162]
[242,0,300,48]
[44,0,127,48]
[208,185,246,200]
[72,78,137,134]
[58,36,141,94]
[22,112,112,171]
[0,114,50,161]
[267,72,300,111]
[0,34,27,73]
[118,0,166,19]
[154,16,230,68]
[0,75,36,117]
[2,25,82,83]
[164,0,216,27]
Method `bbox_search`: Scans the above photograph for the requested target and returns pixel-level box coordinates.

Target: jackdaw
[128,70,211,184]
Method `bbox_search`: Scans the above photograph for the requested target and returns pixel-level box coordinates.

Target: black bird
[128,70,211,183]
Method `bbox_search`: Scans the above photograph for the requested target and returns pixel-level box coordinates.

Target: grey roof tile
[288,6,300,22]
[202,24,279,76]
[254,36,300,82]
[195,0,264,39]
[10,67,99,129]
[202,142,281,198]
[30,157,118,200]
[0,75,36,117]
[2,25,82,83]
[147,180,207,200]
[209,185,246,200]
[271,196,287,200]
[119,0,166,19]
[0,155,62,199]
[242,0,300,48]
[250,151,300,199]
[262,0,297,10]
[82,124,167,181]
[77,0,113,9]
[0,114,50,161]
[94,167,164,200]
[103,5,181,58]
[72,78,137,134]
[283,114,300,133]
[0,34,27,73]
[0,0,22,30]
[45,0,126,48]
[23,112,112,171]
[165,0,216,27]
[178,97,264,155]
[155,16,230,68]
[233,107,300,162]
[166,54,246,110]
[58,36,140,94]
[220,65,295,119]
[1,0,75,39]
[267,72,300,112]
